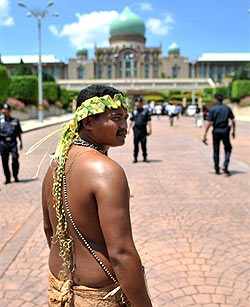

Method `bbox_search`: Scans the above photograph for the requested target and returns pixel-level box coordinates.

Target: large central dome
[110,6,145,37]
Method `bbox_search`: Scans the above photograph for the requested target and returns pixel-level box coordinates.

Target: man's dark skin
[42,106,152,307]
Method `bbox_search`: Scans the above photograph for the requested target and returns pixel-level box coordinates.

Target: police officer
[0,104,23,184]
[203,93,236,175]
[128,97,152,163]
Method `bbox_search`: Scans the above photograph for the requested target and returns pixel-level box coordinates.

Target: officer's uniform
[207,102,234,172]
[130,107,151,161]
[0,115,22,182]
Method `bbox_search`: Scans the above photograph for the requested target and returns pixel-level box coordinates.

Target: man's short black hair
[214,93,223,102]
[76,84,123,109]
[2,103,11,110]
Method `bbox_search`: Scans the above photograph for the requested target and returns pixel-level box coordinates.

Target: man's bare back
[43,146,130,287]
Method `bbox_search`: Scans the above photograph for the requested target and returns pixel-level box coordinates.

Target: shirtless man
[42,85,152,307]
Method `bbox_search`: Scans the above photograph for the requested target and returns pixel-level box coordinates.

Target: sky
[0,0,250,63]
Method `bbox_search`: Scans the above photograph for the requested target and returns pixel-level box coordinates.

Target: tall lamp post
[191,60,196,105]
[18,2,59,123]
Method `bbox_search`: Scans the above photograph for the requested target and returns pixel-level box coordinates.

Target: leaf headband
[25,93,129,175]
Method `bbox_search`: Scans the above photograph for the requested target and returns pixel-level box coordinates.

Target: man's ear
[82,117,95,131]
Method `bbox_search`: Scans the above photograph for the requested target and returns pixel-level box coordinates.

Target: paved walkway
[0,116,250,306]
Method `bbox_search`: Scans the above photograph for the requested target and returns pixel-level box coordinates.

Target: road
[0,116,250,307]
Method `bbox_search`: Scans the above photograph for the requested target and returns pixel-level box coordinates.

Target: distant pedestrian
[155,104,162,120]
[0,104,23,184]
[176,105,182,120]
[203,93,235,175]
[195,104,202,127]
[128,98,152,163]
[167,103,178,126]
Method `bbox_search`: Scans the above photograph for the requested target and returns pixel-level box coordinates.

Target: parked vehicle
[185,105,197,116]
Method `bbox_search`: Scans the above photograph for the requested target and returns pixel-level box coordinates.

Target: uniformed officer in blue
[0,104,23,184]
[128,97,152,163]
[203,93,236,175]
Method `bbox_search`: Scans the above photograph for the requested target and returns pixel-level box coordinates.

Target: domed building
[66,5,250,84]
[94,5,162,79]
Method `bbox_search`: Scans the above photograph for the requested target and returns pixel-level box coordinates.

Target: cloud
[0,0,14,26]
[49,10,119,49]
[146,13,175,36]
[49,24,60,37]
[138,2,153,11]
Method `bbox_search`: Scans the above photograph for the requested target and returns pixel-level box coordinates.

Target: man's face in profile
[90,107,129,147]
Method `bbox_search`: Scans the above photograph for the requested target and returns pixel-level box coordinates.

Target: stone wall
[11,105,66,121]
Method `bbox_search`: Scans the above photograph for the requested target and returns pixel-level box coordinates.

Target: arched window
[172,65,178,78]
[77,67,85,79]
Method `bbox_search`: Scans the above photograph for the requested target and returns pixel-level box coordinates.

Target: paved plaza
[0,116,250,307]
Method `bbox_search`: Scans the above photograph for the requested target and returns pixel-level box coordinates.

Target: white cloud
[49,10,119,49]
[138,2,153,11]
[146,13,175,36]
[0,0,14,26]
[49,24,60,37]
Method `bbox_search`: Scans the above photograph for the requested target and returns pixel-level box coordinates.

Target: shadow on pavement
[225,170,247,176]
[18,178,38,183]
[148,159,163,163]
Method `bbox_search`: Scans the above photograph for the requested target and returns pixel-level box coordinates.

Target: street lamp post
[191,60,196,105]
[18,2,59,123]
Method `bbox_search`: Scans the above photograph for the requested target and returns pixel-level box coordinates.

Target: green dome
[110,6,145,37]
[168,42,180,53]
[77,48,88,55]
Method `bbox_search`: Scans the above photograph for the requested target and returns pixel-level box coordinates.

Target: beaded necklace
[73,139,106,155]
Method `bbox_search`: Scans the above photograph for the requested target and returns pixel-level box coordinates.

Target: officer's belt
[0,136,16,142]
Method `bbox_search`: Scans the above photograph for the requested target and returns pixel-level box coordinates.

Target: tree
[0,65,10,104]
[13,59,32,76]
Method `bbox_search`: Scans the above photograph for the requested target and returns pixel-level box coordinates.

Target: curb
[21,116,73,133]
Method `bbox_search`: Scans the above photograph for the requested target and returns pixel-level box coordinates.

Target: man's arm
[94,159,152,307]
[203,121,212,142]
[147,121,152,135]
[18,134,23,150]
[128,120,133,135]
[231,119,236,139]
[42,172,53,248]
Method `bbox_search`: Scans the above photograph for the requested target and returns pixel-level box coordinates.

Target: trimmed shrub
[67,90,79,101]
[232,80,250,100]
[43,82,59,103]
[9,75,38,104]
[202,96,213,103]
[60,88,70,107]
[168,89,182,95]
[0,65,10,104]
[203,88,214,95]
[215,86,228,98]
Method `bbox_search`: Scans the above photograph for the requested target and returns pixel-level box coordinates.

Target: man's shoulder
[10,117,20,123]
[73,150,125,177]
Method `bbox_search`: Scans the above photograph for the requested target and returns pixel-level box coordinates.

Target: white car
[185,105,197,116]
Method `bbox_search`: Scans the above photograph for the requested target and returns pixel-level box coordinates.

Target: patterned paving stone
[0,116,250,306]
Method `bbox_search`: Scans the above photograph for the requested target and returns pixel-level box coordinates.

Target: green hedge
[60,88,70,107]
[0,65,10,104]
[203,88,214,95]
[215,86,228,98]
[9,75,38,104]
[202,96,213,103]
[43,82,59,103]
[168,89,182,95]
[232,80,250,100]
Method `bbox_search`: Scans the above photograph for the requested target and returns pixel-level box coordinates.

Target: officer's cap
[2,104,11,110]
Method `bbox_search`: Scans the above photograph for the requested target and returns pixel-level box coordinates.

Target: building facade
[2,5,250,84]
